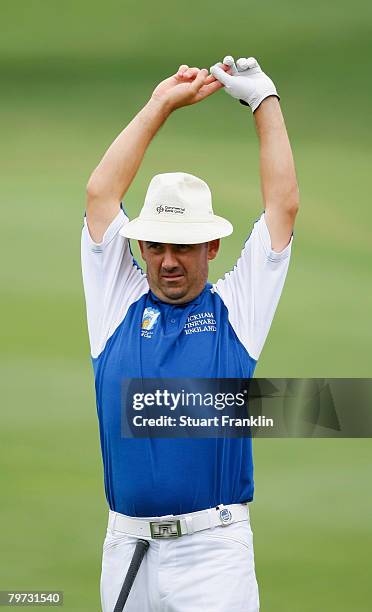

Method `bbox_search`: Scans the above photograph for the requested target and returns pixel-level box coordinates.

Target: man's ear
[138,240,146,261]
[207,239,220,261]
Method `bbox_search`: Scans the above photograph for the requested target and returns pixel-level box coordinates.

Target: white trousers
[100,509,259,612]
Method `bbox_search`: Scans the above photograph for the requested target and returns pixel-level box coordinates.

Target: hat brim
[119,215,233,244]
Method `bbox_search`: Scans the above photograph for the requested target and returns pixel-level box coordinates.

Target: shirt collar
[149,283,210,308]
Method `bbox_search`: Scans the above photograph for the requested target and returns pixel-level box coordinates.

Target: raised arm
[210,56,299,251]
[86,66,223,243]
[254,97,299,251]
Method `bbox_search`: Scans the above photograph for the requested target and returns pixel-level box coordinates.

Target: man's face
[138,240,220,304]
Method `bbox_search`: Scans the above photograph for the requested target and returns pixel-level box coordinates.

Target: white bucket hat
[119,172,233,244]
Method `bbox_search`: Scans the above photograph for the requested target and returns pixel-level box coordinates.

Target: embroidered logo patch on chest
[184,311,217,335]
[141,307,160,338]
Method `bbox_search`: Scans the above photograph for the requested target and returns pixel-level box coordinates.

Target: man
[81,55,299,611]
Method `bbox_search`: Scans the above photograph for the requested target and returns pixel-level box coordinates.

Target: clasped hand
[151,56,278,113]
[151,65,224,111]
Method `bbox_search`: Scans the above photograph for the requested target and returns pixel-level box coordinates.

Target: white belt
[108,503,249,540]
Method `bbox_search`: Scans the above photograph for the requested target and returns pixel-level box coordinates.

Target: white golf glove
[210,56,279,112]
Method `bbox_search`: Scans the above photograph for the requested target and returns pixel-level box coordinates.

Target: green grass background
[1,0,372,609]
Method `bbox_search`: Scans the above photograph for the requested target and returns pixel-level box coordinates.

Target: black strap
[113,539,150,612]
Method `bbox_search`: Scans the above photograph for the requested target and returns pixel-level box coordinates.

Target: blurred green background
[1,0,371,610]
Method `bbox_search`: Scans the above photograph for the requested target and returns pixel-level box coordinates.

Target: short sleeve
[81,209,148,358]
[213,212,292,361]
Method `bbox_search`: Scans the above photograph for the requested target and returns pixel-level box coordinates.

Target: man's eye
[148,243,162,250]
[177,245,191,252]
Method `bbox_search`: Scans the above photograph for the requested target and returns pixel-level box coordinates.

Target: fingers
[177,65,215,85]
[177,64,189,78]
[206,63,229,85]
[197,78,224,99]
[181,55,258,82]
[223,55,239,75]
[181,66,202,80]
[210,63,233,86]
[204,72,219,85]
[190,68,208,92]
[236,57,258,71]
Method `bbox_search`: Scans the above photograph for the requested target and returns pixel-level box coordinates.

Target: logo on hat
[156,204,186,215]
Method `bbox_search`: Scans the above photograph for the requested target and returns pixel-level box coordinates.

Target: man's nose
[161,247,179,270]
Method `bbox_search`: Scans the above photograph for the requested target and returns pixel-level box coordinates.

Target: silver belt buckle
[150,519,181,539]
